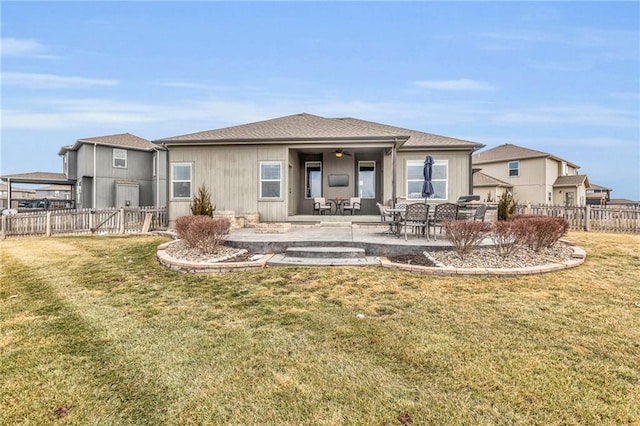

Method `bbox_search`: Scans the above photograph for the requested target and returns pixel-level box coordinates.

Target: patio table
[330,198,346,215]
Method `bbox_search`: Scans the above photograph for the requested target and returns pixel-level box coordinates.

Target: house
[35,184,72,201]
[586,183,612,206]
[0,183,36,209]
[472,144,590,206]
[157,113,485,225]
[2,133,167,210]
[471,171,512,202]
[57,133,166,209]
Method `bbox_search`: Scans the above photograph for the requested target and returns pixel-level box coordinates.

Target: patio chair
[313,197,332,215]
[472,204,488,222]
[342,197,361,215]
[399,203,430,241]
[428,202,459,241]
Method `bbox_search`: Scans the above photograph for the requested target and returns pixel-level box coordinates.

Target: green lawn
[1,232,639,425]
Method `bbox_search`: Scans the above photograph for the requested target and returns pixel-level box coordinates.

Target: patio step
[319,221,352,227]
[285,246,365,259]
[267,246,380,267]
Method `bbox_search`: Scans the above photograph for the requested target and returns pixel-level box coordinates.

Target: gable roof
[472,171,512,188]
[58,133,159,155]
[473,143,579,168]
[587,183,612,191]
[157,113,484,150]
[553,174,590,188]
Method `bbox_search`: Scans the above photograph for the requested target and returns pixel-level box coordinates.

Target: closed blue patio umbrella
[421,155,434,199]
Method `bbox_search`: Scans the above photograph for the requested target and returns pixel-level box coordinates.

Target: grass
[1,231,639,425]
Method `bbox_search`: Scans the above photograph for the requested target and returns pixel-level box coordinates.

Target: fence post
[119,208,125,234]
[46,211,52,237]
[1,214,6,240]
[89,210,94,232]
[585,205,591,232]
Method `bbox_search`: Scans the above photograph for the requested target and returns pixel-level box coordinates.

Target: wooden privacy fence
[516,204,640,234]
[1,207,168,238]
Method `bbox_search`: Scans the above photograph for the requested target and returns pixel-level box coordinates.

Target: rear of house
[158,113,484,225]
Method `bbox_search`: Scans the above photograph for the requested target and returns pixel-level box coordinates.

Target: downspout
[469,151,474,195]
[93,143,97,208]
[152,146,161,207]
[391,138,397,208]
[6,178,11,209]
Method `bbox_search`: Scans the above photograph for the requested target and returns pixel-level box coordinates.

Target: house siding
[168,145,289,224]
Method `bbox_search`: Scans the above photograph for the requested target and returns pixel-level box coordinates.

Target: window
[113,149,127,168]
[171,163,192,199]
[260,162,282,199]
[508,160,519,177]
[358,161,375,199]
[153,154,157,177]
[407,159,448,200]
[305,161,322,199]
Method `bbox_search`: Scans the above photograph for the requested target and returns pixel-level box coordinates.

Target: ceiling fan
[335,149,352,158]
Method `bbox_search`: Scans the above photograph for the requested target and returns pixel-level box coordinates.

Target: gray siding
[168,145,288,224]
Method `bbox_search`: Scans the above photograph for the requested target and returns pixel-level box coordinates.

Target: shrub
[444,220,492,260]
[190,184,215,216]
[491,220,528,258]
[510,215,569,252]
[175,215,231,254]
[497,192,517,221]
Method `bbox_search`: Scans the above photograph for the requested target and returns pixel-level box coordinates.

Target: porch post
[391,139,397,208]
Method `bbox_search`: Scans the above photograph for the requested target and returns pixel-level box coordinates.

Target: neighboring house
[586,183,612,205]
[472,171,512,202]
[157,112,484,224]
[472,144,590,206]
[0,183,36,209]
[35,184,72,200]
[58,133,167,209]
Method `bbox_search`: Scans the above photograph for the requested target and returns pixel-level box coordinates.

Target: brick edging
[378,246,586,277]
[157,240,273,273]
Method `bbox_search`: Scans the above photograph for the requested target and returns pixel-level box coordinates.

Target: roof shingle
[157,113,484,150]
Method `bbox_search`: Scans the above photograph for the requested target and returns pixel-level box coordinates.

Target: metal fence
[515,204,640,234]
[1,207,168,238]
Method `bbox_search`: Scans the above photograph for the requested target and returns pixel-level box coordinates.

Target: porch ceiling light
[335,150,343,158]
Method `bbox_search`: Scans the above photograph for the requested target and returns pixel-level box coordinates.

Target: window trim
[259,161,282,200]
[406,159,448,201]
[113,148,127,169]
[358,160,376,199]
[508,160,519,177]
[170,162,193,200]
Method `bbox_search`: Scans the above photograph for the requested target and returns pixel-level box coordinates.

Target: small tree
[497,191,517,221]
[190,184,215,216]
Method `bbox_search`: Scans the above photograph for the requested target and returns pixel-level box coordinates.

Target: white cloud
[414,79,494,91]
[491,104,638,128]
[2,72,119,89]
[1,37,58,59]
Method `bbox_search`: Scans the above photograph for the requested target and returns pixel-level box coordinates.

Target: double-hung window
[406,159,448,200]
[260,161,282,199]
[113,149,127,168]
[171,163,192,199]
[508,161,519,177]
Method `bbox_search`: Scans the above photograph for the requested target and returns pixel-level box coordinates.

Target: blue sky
[2,1,639,200]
